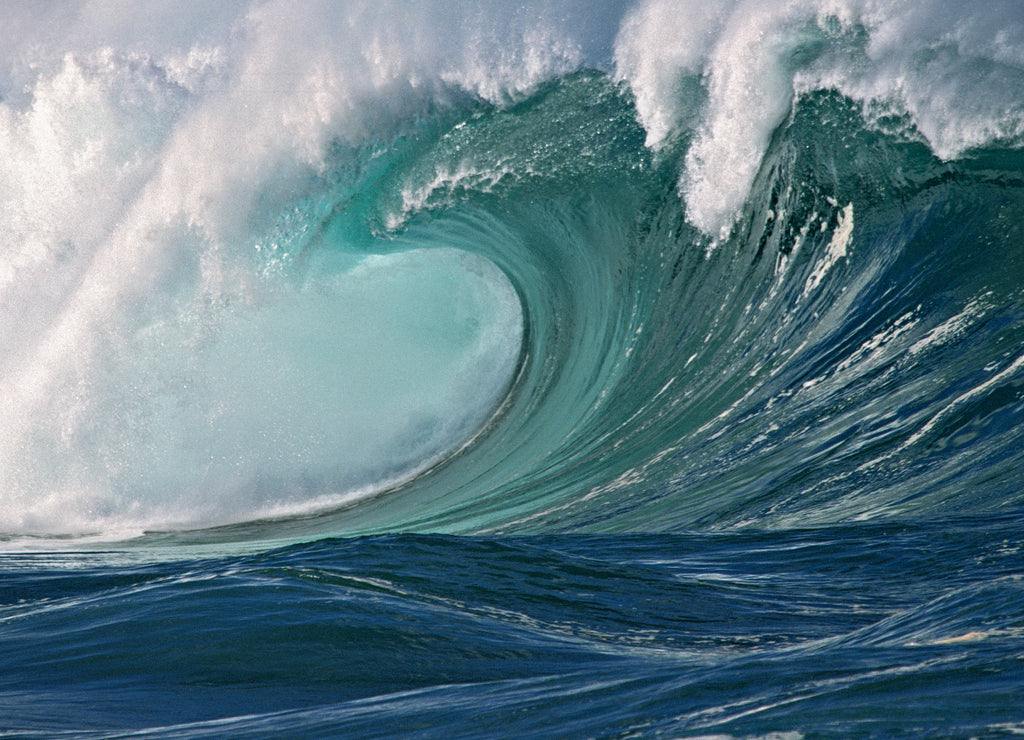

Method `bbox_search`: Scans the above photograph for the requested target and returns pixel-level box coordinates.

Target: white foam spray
[614,0,1024,239]
[2,0,600,537]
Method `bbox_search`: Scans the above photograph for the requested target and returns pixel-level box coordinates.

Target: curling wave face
[2,0,1024,544]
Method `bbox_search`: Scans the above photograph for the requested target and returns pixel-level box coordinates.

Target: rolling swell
[232,81,1024,542]
[3,2,1024,543]
[15,75,1022,545]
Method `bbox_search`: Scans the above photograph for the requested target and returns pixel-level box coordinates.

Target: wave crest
[614,0,1024,238]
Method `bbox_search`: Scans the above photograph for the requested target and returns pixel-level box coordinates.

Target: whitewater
[2,1,1024,737]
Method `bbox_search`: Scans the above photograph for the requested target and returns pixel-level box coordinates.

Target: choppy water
[2,2,1024,737]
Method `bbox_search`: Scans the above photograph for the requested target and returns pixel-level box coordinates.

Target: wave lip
[614,0,1024,239]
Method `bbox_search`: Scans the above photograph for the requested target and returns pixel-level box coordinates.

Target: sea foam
[614,0,1024,239]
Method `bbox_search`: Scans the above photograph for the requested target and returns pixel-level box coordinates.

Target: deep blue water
[4,517,1024,737]
[2,2,1024,737]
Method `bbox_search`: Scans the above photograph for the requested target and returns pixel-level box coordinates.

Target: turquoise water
[2,2,1024,737]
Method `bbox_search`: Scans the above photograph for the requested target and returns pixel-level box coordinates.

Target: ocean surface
[2,2,1024,737]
